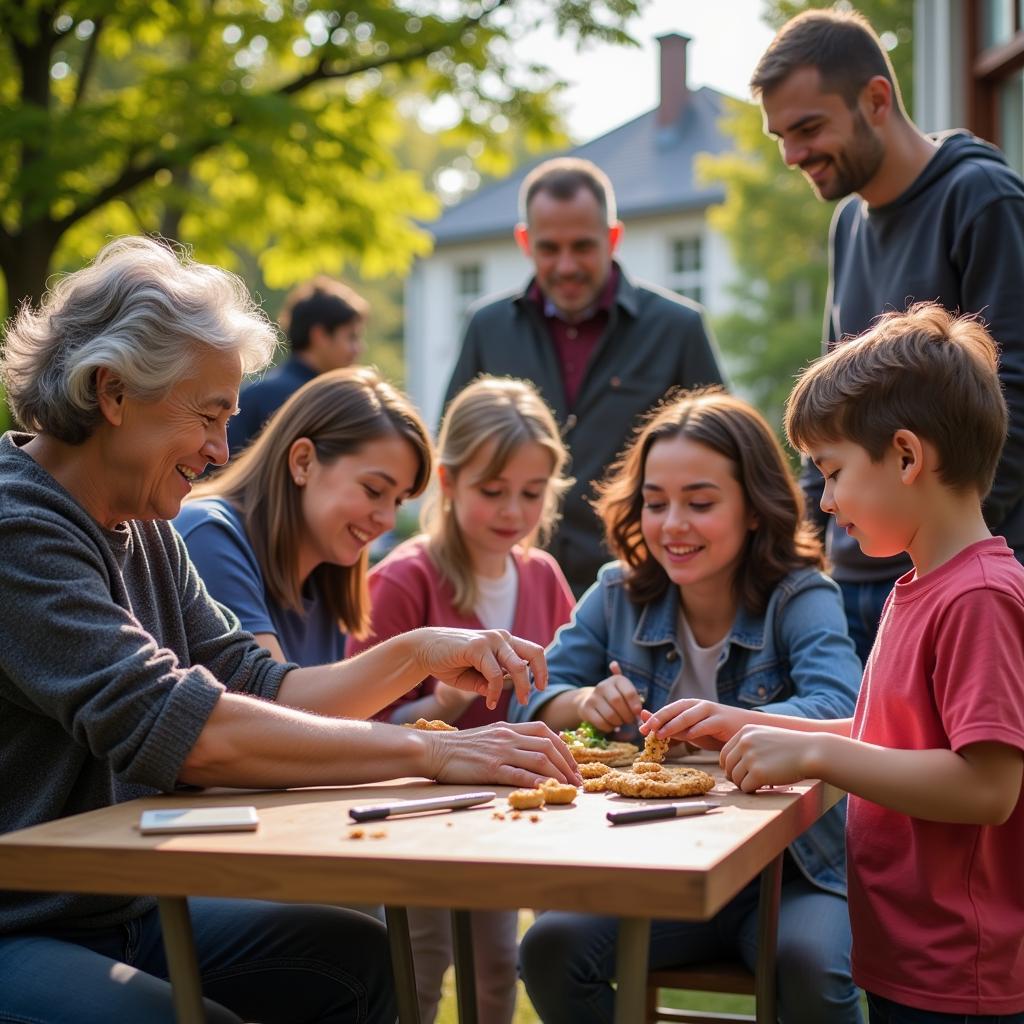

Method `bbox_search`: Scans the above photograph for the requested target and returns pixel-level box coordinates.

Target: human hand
[719,724,814,793]
[639,700,756,751]
[577,661,643,732]
[426,720,583,788]
[413,627,547,711]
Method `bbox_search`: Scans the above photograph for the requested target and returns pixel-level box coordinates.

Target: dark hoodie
[802,130,1024,581]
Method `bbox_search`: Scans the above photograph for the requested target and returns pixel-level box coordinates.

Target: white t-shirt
[666,608,728,704]
[473,557,519,631]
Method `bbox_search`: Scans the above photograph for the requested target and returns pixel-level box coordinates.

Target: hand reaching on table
[425,721,583,788]
[639,699,759,751]
[720,724,813,792]
[575,661,644,732]
[412,627,547,711]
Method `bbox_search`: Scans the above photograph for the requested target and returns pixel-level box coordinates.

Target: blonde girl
[347,374,575,1024]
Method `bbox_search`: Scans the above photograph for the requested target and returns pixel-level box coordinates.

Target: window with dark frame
[669,236,703,306]
[966,0,1024,173]
[455,263,483,322]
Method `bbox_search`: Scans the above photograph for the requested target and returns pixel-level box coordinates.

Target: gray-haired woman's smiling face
[100,345,242,527]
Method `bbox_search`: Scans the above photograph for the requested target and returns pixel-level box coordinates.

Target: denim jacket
[514,562,862,897]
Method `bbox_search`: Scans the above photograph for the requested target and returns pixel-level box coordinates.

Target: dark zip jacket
[803,130,1024,581]
[443,264,725,596]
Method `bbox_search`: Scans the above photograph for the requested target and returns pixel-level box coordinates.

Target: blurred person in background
[444,157,725,597]
[228,275,368,457]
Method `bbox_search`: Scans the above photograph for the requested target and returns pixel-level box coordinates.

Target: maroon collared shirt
[529,266,619,411]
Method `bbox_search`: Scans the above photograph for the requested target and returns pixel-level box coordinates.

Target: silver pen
[349,791,496,822]
[606,801,717,825]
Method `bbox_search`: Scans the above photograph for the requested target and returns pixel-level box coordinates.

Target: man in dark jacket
[228,277,368,457]
[752,8,1024,662]
[443,158,725,596]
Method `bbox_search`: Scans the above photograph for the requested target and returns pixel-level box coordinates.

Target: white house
[404,33,742,428]
[914,0,1022,162]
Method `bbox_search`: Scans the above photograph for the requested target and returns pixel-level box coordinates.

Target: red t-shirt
[345,536,575,728]
[848,538,1024,1014]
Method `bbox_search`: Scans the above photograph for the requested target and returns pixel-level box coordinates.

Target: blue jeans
[519,860,862,1024]
[0,898,395,1023]
[838,578,895,666]
[868,993,1024,1023]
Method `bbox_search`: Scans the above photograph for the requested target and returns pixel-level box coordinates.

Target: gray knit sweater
[0,432,292,933]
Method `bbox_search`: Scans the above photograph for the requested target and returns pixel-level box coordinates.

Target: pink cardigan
[346,536,575,727]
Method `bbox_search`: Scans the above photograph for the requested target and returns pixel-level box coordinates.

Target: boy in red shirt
[641,303,1024,1022]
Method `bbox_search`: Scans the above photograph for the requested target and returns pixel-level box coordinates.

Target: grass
[433,912,869,1023]
[433,911,755,1023]
[435,973,755,1023]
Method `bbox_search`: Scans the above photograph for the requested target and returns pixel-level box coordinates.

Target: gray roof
[429,86,733,247]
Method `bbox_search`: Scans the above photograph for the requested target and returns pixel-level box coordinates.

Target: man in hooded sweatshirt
[751,7,1024,662]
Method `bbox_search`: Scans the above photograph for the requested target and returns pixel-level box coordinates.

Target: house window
[966,0,1024,151]
[455,263,483,319]
[669,236,703,306]
[999,69,1023,173]
[981,0,1016,46]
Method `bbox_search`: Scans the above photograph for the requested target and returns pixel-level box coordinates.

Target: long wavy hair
[594,389,824,613]
[188,367,431,639]
[421,376,572,615]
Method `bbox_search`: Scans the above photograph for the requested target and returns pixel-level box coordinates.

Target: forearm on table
[179,692,430,788]
[753,711,853,735]
[534,689,586,731]
[804,734,1021,824]
[276,631,426,719]
[389,693,446,725]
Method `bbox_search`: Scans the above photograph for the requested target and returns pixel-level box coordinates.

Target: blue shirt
[227,356,317,458]
[514,561,863,896]
[173,497,345,667]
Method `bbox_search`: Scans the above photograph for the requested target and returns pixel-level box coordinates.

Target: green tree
[0,0,641,313]
[697,0,914,426]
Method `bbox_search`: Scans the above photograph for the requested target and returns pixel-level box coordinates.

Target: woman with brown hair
[176,365,431,664]
[0,238,578,1024]
[514,388,865,1024]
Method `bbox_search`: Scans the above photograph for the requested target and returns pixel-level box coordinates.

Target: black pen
[349,791,496,822]
[606,801,717,825]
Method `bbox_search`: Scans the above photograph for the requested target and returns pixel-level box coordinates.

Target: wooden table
[0,770,842,1024]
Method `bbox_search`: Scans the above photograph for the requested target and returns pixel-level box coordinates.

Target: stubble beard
[815,111,886,201]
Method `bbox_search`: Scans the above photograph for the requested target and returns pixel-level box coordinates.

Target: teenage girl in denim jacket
[515,390,864,1024]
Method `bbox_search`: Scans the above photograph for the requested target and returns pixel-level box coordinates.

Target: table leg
[754,853,783,1024]
[157,897,206,1024]
[614,916,651,1024]
[384,907,422,1024]
[450,909,478,1024]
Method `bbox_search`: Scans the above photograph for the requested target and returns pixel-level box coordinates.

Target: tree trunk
[1,227,59,316]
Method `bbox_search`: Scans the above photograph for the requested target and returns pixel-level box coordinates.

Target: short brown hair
[595,389,824,614]
[188,366,432,639]
[279,276,369,352]
[750,8,905,113]
[518,157,617,225]
[785,303,1007,497]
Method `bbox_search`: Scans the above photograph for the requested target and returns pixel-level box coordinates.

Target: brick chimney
[656,32,691,127]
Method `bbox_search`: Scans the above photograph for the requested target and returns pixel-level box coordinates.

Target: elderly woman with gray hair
[0,237,579,1024]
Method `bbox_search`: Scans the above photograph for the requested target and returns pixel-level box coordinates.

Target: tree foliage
[0,0,642,312]
[696,0,915,427]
